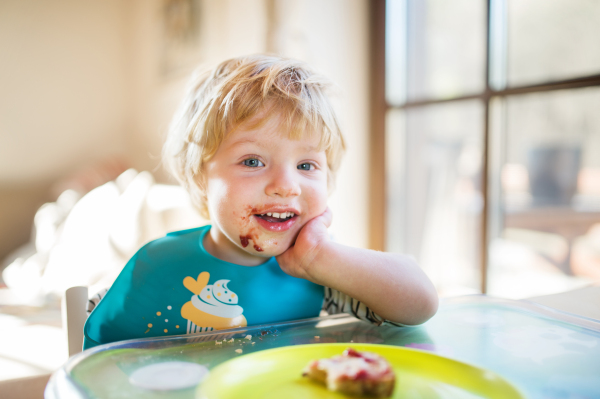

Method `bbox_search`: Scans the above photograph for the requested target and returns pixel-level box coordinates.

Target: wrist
[300,238,336,284]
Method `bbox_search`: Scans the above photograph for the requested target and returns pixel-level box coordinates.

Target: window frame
[370,0,600,293]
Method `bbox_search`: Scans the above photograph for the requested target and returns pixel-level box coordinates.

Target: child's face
[204,112,329,264]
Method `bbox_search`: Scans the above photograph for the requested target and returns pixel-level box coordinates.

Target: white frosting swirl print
[192,279,244,318]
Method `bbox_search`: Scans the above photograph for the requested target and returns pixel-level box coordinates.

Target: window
[376,0,600,297]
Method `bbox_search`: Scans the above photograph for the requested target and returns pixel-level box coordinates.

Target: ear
[183,271,210,295]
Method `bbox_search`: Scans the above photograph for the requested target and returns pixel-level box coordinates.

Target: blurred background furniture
[0,168,207,395]
[528,283,600,320]
[505,208,600,274]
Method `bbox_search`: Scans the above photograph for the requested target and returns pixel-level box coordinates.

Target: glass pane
[406,0,486,101]
[507,0,600,86]
[489,0,508,90]
[385,109,406,253]
[386,0,407,106]
[399,101,484,296]
[488,88,600,299]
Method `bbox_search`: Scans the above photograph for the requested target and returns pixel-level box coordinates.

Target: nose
[264,166,301,197]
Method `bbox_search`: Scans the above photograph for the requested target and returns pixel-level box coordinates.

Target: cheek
[207,178,262,247]
[206,186,231,224]
[206,178,242,230]
[206,177,228,206]
[304,183,329,216]
[207,176,249,213]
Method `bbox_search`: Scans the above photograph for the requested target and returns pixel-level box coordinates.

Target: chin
[233,229,296,259]
[248,242,291,258]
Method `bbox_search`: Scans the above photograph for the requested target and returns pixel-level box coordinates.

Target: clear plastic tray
[46,295,600,399]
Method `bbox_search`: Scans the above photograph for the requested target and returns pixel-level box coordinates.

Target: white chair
[61,286,89,357]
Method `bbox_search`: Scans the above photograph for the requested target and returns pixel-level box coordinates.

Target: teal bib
[83,225,324,349]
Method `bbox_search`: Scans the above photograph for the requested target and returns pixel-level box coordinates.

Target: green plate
[197,343,525,399]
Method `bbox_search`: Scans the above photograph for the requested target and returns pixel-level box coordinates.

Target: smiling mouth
[252,211,298,232]
[255,211,296,223]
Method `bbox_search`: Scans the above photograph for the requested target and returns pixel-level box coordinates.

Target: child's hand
[278,206,439,325]
[276,207,333,281]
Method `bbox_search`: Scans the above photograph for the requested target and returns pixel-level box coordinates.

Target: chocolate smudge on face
[241,205,264,251]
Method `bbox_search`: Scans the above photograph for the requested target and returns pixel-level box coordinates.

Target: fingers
[316,206,333,229]
[275,251,288,266]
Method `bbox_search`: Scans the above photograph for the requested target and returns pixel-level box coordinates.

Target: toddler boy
[83,55,437,349]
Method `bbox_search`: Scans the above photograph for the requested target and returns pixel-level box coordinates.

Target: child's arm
[276,208,438,326]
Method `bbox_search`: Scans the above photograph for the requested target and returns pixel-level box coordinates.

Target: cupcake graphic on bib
[181,272,247,333]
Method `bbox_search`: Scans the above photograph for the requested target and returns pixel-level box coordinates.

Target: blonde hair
[163,54,346,219]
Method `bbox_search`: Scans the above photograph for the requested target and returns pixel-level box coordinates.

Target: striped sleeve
[87,288,109,316]
[321,286,406,327]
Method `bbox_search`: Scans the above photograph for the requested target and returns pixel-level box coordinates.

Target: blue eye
[297,163,314,171]
[243,158,264,167]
